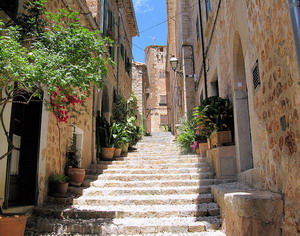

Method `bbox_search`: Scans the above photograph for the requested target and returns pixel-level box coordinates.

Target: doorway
[232,34,253,172]
[5,94,43,207]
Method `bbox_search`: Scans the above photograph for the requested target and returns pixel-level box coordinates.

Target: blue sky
[132,0,167,63]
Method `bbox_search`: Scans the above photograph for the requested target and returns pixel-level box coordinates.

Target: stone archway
[232,33,253,172]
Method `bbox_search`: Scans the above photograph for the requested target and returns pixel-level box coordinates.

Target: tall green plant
[177,118,196,154]
[193,96,234,138]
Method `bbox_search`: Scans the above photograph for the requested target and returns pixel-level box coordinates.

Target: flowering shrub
[50,88,86,123]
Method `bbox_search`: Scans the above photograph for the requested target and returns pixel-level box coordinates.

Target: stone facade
[145,46,169,133]
[0,0,137,212]
[132,62,149,130]
[167,0,300,235]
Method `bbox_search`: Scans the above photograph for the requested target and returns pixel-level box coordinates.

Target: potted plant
[177,117,196,154]
[193,96,234,149]
[0,207,28,236]
[65,128,86,187]
[97,116,115,160]
[48,173,69,197]
[111,123,129,157]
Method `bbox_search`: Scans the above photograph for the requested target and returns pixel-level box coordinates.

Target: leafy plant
[49,173,68,183]
[0,1,112,161]
[111,123,130,148]
[177,117,197,154]
[193,96,234,138]
[96,116,114,148]
[125,116,143,147]
[66,129,81,168]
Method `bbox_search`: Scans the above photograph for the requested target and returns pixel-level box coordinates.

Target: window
[160,115,168,125]
[159,95,167,106]
[205,0,211,21]
[252,60,261,90]
[159,71,166,78]
[211,79,219,97]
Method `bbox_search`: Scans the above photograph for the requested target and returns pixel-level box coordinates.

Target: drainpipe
[198,0,208,98]
[288,0,300,74]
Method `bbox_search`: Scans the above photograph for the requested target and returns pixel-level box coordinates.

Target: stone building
[0,0,137,213]
[166,0,300,235]
[132,61,150,131]
[145,45,169,133]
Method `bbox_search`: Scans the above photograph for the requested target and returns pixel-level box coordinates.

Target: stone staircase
[25,132,226,236]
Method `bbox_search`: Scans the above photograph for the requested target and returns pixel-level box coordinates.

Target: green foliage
[0,0,112,160]
[111,93,143,147]
[125,116,143,147]
[177,118,196,154]
[111,123,130,148]
[49,173,68,183]
[96,116,114,148]
[66,130,81,168]
[112,95,127,124]
[193,96,233,138]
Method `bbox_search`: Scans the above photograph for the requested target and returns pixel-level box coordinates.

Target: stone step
[88,179,217,188]
[78,185,212,196]
[86,167,212,175]
[33,203,219,219]
[97,158,206,165]
[90,162,210,170]
[85,172,215,181]
[26,216,222,235]
[115,154,201,160]
[73,193,214,206]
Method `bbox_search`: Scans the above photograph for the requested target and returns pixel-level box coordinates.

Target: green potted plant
[177,117,196,154]
[48,173,69,197]
[111,123,129,157]
[65,128,86,187]
[97,116,115,160]
[193,96,234,149]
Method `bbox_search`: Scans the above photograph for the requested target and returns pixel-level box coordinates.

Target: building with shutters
[0,0,137,212]
[166,0,300,235]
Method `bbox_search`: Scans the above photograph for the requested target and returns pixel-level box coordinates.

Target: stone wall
[179,0,300,235]
[132,62,149,129]
[145,46,169,133]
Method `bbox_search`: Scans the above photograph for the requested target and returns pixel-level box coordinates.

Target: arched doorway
[232,33,253,172]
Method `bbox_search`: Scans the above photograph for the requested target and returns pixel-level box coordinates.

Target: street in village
[25,132,227,235]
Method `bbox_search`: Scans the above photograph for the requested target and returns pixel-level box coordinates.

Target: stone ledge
[212,182,283,236]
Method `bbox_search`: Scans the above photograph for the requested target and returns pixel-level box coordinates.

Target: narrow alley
[25,132,226,235]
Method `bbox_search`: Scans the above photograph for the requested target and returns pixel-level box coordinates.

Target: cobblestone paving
[25,132,226,236]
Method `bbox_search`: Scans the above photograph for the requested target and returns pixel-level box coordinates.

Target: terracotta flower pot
[49,181,69,197]
[114,148,122,157]
[67,167,86,187]
[209,130,232,148]
[101,147,115,160]
[0,215,28,236]
[121,143,129,153]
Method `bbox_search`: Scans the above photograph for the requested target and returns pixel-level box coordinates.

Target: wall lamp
[170,55,183,77]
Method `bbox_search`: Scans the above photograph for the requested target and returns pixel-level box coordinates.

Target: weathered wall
[145,46,169,133]
[186,0,300,235]
[132,62,149,129]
